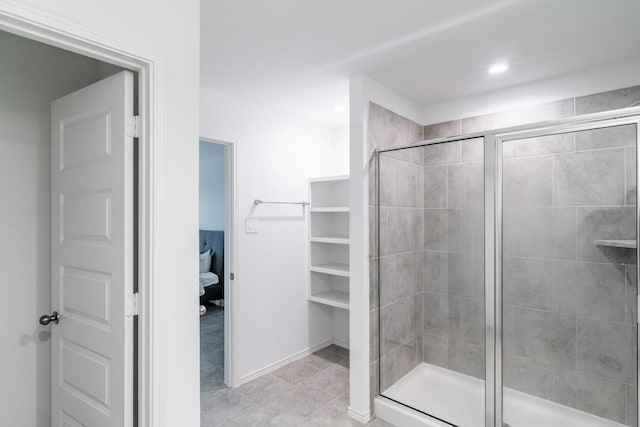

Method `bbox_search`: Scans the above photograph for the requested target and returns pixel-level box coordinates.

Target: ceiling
[200,0,640,127]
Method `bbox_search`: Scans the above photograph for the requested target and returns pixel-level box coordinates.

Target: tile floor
[200,304,395,426]
[200,304,226,395]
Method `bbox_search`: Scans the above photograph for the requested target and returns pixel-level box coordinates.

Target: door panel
[51,70,134,427]
[377,138,486,427]
[501,123,638,427]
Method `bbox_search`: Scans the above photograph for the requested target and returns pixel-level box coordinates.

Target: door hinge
[127,115,140,138]
[637,294,639,324]
[126,292,140,317]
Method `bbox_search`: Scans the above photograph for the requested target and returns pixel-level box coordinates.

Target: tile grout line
[228,353,352,424]
[301,391,344,422]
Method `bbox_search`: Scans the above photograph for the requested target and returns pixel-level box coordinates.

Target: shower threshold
[378,363,627,427]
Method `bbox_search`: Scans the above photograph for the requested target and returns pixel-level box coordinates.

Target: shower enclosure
[375,108,640,427]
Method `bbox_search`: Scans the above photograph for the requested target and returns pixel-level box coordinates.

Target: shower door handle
[39,311,60,326]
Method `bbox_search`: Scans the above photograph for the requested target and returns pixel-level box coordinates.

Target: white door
[49,70,135,427]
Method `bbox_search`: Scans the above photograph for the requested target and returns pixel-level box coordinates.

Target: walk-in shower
[373,106,640,427]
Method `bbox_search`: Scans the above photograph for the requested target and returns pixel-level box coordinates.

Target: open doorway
[0,28,140,426]
[199,138,235,401]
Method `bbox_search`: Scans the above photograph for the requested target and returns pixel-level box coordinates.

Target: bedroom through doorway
[199,138,233,397]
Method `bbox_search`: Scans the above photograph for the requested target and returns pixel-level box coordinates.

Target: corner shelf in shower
[594,239,637,249]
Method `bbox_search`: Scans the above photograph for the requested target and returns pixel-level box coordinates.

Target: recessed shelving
[310,237,350,245]
[310,211,349,240]
[308,175,350,311]
[309,176,349,209]
[309,290,349,310]
[310,207,350,213]
[310,263,350,277]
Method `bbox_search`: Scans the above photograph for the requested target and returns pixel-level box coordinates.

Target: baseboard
[347,406,371,424]
[332,338,350,349]
[238,339,333,385]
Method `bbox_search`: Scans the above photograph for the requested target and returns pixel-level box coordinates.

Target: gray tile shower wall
[421,136,486,380]
[368,102,424,403]
[421,86,640,426]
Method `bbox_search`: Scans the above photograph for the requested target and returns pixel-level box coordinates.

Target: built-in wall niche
[309,272,349,309]
[309,178,349,209]
[309,241,349,276]
[308,175,350,346]
[310,211,349,241]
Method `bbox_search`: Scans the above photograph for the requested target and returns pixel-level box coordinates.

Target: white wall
[330,126,350,350]
[0,1,200,426]
[332,308,350,349]
[200,87,348,381]
[330,123,350,350]
[422,56,640,125]
[0,30,113,427]
[332,124,350,175]
[199,141,226,231]
[348,75,424,421]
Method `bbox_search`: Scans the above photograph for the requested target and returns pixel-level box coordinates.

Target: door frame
[489,114,640,427]
[199,135,240,387]
[0,6,166,426]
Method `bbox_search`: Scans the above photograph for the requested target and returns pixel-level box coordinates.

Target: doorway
[0,29,140,426]
[198,137,236,403]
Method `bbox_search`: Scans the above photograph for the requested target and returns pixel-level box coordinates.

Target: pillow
[200,272,219,287]
[199,272,219,296]
[199,250,212,273]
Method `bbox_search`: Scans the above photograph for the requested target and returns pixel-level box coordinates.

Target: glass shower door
[500,123,638,427]
[377,137,485,427]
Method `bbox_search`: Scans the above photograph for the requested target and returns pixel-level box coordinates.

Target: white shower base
[376,363,627,427]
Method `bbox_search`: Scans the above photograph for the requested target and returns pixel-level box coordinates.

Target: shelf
[594,239,637,249]
[310,177,349,208]
[310,237,350,244]
[309,175,349,183]
[310,207,350,213]
[308,176,350,335]
[310,263,350,277]
[309,290,349,309]
[311,210,349,239]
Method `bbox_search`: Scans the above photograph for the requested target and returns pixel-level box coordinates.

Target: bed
[199,230,224,303]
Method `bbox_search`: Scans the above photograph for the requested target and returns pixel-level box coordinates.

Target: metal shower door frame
[376,105,640,427]
[376,132,490,427]
[491,112,640,427]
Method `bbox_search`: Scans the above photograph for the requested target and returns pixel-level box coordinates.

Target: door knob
[39,311,60,326]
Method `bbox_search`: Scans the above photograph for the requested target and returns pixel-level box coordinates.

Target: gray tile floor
[200,304,226,394]
[200,305,395,427]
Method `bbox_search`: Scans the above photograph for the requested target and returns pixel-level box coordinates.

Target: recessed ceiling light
[333,106,346,113]
[488,63,509,74]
